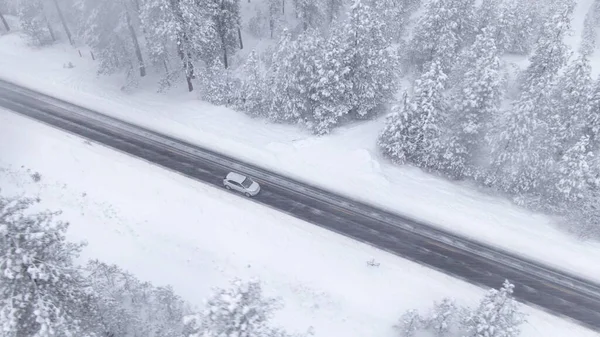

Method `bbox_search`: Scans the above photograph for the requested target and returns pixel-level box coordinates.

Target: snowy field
[2,27,600,283]
[1,108,599,337]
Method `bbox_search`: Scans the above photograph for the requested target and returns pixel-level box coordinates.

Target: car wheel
[245,192,251,197]
[225,185,231,190]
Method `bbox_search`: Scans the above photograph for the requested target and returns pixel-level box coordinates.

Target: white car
[223,172,261,197]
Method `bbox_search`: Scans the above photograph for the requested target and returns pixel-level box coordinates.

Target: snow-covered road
[1,105,599,337]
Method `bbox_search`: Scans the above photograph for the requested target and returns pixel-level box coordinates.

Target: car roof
[226,172,247,183]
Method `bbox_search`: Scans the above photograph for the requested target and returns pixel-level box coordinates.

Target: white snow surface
[1,29,600,284]
[0,108,598,337]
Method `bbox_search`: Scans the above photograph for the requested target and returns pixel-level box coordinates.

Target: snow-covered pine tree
[423,298,459,337]
[580,3,597,57]
[449,27,502,178]
[199,58,241,107]
[547,54,592,159]
[267,0,282,38]
[0,196,89,337]
[407,0,475,72]
[395,309,423,337]
[140,0,218,92]
[368,0,411,42]
[379,59,450,170]
[77,0,146,79]
[309,23,352,134]
[82,261,135,337]
[240,49,266,117]
[462,280,526,337]
[489,0,573,195]
[293,0,323,31]
[16,0,53,45]
[552,135,596,204]
[565,182,600,239]
[498,0,542,55]
[323,0,344,24]
[277,28,324,124]
[265,29,294,121]
[344,0,397,118]
[475,0,501,34]
[208,0,242,69]
[200,279,280,337]
[84,260,189,337]
[585,77,600,152]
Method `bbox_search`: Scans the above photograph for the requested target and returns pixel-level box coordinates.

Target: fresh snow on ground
[1,108,598,337]
[2,31,600,283]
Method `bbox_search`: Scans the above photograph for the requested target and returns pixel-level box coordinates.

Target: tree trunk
[282,0,285,14]
[222,44,228,68]
[185,71,194,92]
[169,0,195,91]
[176,34,195,91]
[237,27,243,49]
[125,10,146,77]
[217,0,228,68]
[52,0,73,45]
[0,11,10,31]
[131,0,141,12]
[45,17,56,41]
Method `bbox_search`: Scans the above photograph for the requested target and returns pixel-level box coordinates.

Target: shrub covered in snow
[397,281,526,337]
[0,196,89,336]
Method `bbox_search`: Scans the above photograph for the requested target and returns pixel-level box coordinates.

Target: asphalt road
[2,79,600,331]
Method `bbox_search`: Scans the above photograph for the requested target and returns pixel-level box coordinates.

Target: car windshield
[241,177,253,189]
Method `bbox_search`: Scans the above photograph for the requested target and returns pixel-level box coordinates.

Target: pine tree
[240,50,266,117]
[580,4,597,57]
[265,29,295,121]
[310,23,352,134]
[282,28,323,123]
[565,184,600,239]
[367,0,411,42]
[552,136,596,204]
[17,0,53,45]
[396,309,423,337]
[585,78,600,151]
[475,0,501,34]
[199,279,280,337]
[267,0,282,38]
[379,60,449,170]
[497,0,540,54]
[450,27,502,178]
[408,0,475,72]
[547,55,592,159]
[77,0,146,78]
[344,0,397,117]
[323,0,344,23]
[0,197,89,337]
[462,281,526,337]
[140,0,218,91]
[199,58,241,107]
[489,0,573,195]
[423,298,459,337]
[293,0,322,31]
[84,260,189,337]
[209,0,242,69]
